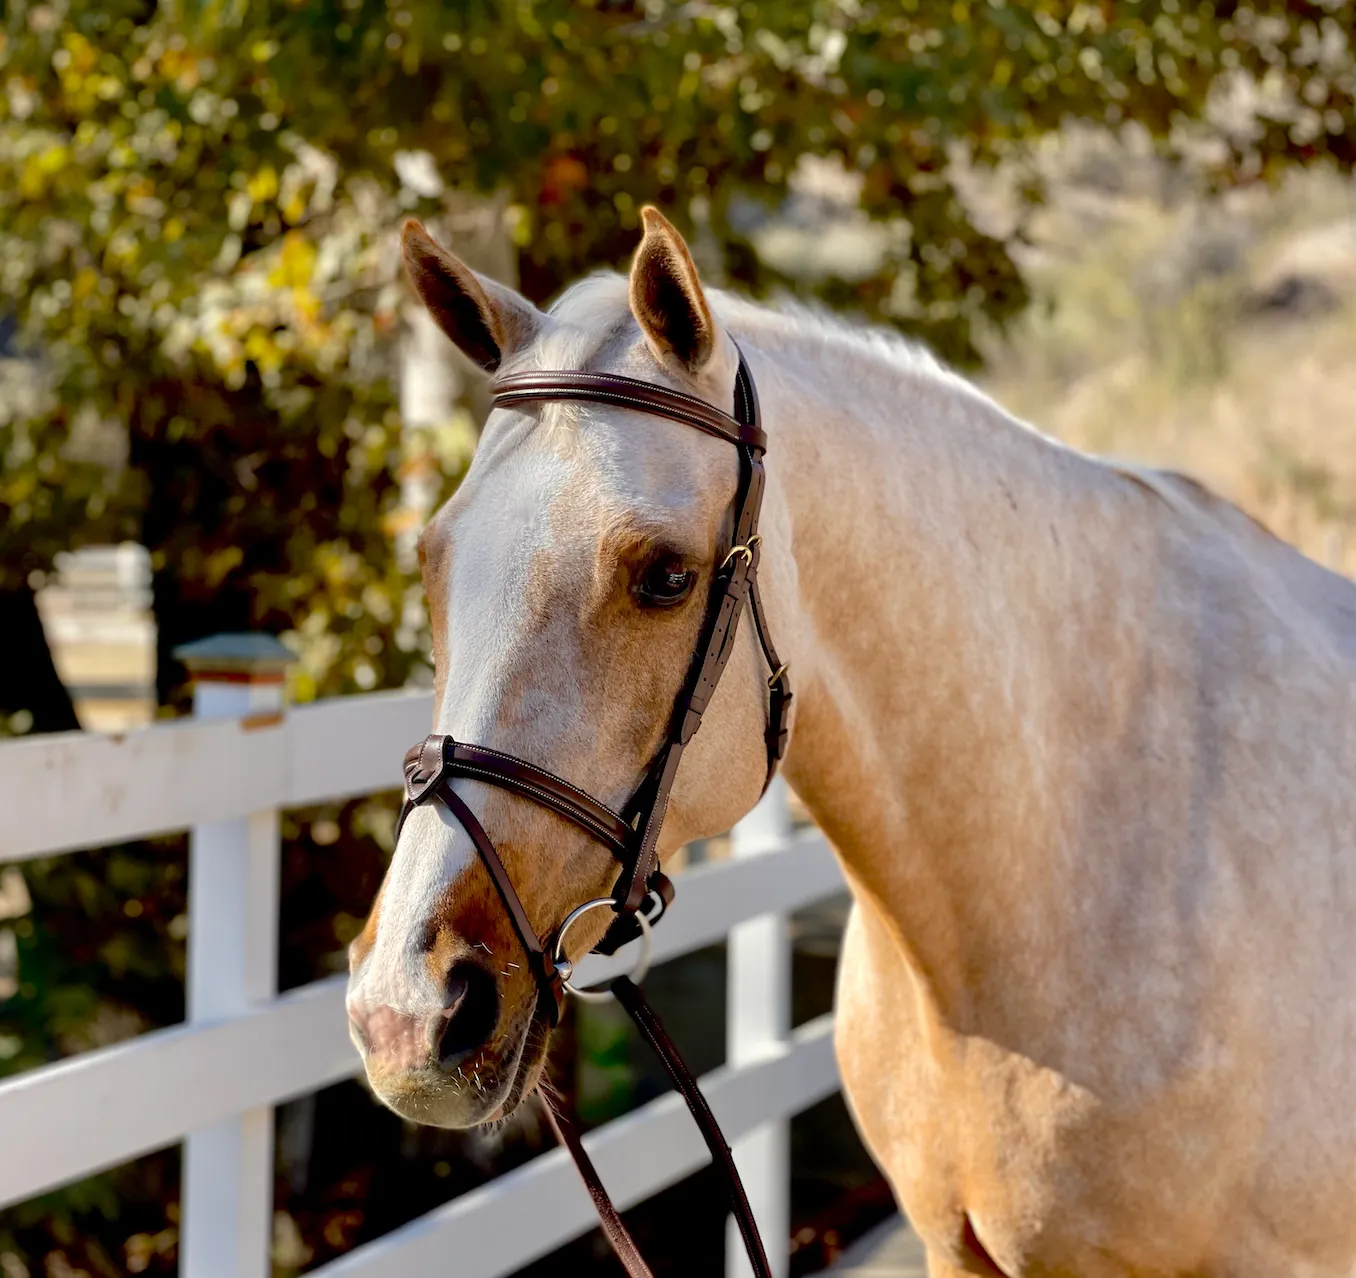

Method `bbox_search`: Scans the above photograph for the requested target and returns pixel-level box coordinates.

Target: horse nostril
[348,1008,370,1053]
[436,962,499,1069]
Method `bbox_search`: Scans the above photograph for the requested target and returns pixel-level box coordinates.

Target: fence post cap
[173,633,296,683]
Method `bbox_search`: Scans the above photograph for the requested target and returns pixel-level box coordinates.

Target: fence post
[175,634,294,1278]
[726,775,793,1278]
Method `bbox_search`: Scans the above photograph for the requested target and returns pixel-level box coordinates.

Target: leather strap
[747,566,792,777]
[613,977,773,1278]
[439,787,566,1022]
[728,352,788,765]
[403,737,632,857]
[541,979,773,1278]
[400,779,565,1024]
[492,369,768,453]
[615,741,684,914]
[611,387,768,914]
[543,1105,656,1278]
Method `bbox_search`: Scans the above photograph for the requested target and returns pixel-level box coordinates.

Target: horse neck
[743,316,1152,1021]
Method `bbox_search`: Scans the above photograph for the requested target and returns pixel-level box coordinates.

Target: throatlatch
[394,350,790,1278]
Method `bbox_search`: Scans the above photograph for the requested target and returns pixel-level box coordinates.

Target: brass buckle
[721,534,761,571]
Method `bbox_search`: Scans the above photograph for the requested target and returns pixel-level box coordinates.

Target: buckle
[720,533,762,572]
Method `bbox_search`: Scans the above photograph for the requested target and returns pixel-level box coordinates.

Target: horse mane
[520,270,1314,571]
[522,267,996,427]
[714,291,1319,564]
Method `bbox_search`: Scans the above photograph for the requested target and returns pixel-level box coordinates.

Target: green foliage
[3,0,1354,643]
[0,836,187,1276]
[0,0,472,697]
[212,0,1356,350]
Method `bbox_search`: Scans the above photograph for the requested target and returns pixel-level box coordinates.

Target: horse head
[345,210,784,1126]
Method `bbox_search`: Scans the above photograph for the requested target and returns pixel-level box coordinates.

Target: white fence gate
[0,638,845,1278]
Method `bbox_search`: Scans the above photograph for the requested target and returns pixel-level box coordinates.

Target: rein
[394,352,791,1278]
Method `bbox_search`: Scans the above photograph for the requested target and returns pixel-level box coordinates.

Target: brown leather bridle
[393,351,790,1278]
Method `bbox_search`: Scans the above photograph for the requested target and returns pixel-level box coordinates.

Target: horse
[345,207,1356,1277]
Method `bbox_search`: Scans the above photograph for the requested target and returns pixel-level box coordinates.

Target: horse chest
[834,916,1100,1272]
[830,903,1346,1278]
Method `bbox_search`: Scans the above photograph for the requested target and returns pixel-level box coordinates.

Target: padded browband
[491,370,768,453]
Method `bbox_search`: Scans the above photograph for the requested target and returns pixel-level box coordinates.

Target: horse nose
[347,1003,440,1074]
[348,962,499,1075]
[435,962,499,1069]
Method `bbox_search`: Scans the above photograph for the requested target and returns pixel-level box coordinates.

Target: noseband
[393,351,789,1278]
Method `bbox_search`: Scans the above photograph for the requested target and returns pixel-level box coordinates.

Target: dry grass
[980,143,1356,579]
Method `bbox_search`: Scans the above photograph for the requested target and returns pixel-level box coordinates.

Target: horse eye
[636,560,696,608]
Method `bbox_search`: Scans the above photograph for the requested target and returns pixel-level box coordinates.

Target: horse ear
[629,207,718,374]
[400,219,541,373]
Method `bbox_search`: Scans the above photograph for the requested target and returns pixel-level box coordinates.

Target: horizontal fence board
[0,689,435,863]
[285,689,433,807]
[0,976,352,1210]
[0,838,842,1210]
[573,829,844,988]
[313,1015,839,1278]
[0,718,288,863]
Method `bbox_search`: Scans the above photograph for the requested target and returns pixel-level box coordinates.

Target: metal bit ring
[552,897,653,1003]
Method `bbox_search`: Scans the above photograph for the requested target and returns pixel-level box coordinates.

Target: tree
[4,0,1354,713]
[6,0,1354,713]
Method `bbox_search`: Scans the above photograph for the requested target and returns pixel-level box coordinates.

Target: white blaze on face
[350,426,580,1012]
[348,802,473,1016]
[434,434,580,742]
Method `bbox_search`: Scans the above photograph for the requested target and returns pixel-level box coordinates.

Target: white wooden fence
[0,642,845,1278]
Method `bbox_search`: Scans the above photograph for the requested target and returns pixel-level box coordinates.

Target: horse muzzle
[346,960,539,1128]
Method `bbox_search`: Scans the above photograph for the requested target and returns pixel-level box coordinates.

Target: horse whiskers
[532,1067,565,1109]
[532,1077,565,1130]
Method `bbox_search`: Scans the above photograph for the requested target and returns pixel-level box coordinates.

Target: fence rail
[0,686,435,862]
[0,641,845,1278]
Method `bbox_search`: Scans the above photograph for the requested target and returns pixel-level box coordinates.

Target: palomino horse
[347,208,1356,1276]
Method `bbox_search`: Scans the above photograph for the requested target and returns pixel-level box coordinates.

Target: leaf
[246,164,279,204]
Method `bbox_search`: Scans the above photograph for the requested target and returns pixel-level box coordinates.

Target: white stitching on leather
[491,378,756,446]
[499,387,742,443]
[459,743,624,819]
[451,764,628,852]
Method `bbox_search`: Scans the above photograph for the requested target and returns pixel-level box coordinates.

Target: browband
[491,369,768,453]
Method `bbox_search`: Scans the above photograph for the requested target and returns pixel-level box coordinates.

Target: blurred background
[2,1,1354,1274]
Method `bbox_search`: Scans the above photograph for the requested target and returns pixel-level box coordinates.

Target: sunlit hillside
[980,132,1356,581]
